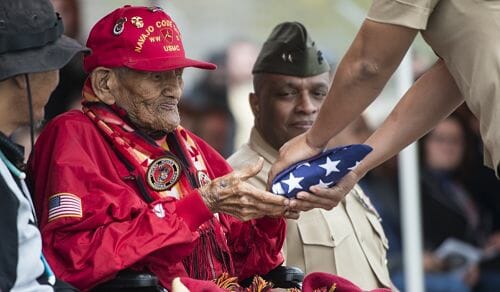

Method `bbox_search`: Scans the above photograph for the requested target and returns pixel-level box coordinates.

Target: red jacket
[28,110,285,290]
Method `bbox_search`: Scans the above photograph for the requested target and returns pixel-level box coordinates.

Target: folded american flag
[271,144,372,198]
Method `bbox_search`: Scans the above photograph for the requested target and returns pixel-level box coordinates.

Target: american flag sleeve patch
[48,193,83,221]
[271,144,372,198]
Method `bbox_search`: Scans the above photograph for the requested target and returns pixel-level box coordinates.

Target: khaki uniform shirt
[367,0,500,176]
[228,128,393,290]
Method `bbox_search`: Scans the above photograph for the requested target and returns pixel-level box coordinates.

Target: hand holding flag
[271,144,372,199]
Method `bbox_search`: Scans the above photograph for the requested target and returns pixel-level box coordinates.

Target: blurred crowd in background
[13,0,500,291]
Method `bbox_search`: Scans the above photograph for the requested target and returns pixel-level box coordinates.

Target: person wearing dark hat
[0,0,87,291]
[228,21,394,290]
[28,5,289,291]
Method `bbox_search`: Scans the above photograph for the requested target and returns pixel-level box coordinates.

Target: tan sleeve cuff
[366,0,433,30]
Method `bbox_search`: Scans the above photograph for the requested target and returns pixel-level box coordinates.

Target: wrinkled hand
[283,170,361,219]
[267,132,323,190]
[200,157,289,221]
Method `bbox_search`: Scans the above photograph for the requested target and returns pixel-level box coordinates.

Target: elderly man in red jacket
[28,5,289,290]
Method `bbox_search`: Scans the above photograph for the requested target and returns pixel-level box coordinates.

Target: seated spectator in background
[228,22,394,290]
[28,6,289,290]
[384,113,475,292]
[420,114,484,252]
[403,113,500,292]
[0,0,87,290]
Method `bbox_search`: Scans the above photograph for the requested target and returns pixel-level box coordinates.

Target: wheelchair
[91,265,304,291]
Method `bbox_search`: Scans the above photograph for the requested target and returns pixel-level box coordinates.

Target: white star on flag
[272,183,285,195]
[296,162,311,168]
[348,161,361,171]
[314,179,333,188]
[319,157,340,176]
[270,144,373,198]
[282,173,304,192]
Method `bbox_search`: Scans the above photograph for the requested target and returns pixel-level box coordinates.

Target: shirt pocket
[297,219,336,247]
[365,211,389,250]
[296,211,337,272]
[297,209,350,273]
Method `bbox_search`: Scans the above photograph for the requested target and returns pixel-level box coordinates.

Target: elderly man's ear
[90,67,118,105]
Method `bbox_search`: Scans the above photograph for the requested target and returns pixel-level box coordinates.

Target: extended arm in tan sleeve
[355,59,464,176]
[306,19,418,149]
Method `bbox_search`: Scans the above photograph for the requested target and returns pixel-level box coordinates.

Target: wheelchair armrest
[240,265,304,289]
[91,269,159,292]
[263,265,304,289]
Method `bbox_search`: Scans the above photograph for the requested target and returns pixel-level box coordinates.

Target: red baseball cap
[83,5,216,73]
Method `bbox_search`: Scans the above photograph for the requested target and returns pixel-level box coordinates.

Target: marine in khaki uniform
[228,22,393,290]
[367,0,500,176]
[269,0,500,215]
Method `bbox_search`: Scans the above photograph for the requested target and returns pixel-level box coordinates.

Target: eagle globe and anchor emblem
[146,156,181,191]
